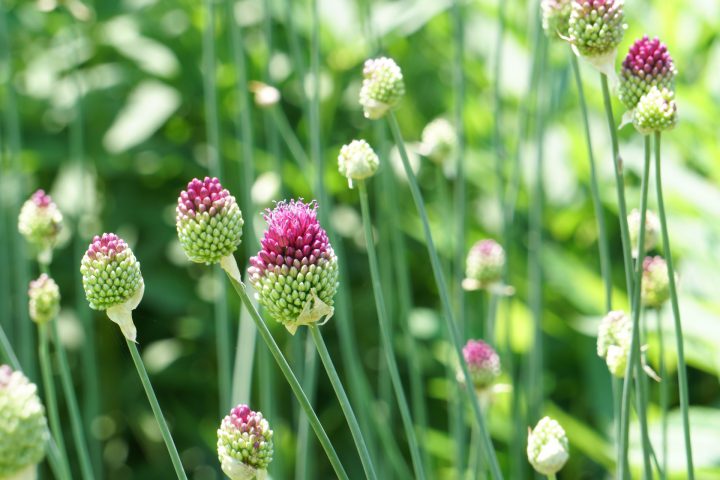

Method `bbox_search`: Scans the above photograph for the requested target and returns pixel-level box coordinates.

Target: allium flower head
[568,0,626,73]
[597,310,631,377]
[28,274,60,325]
[632,87,677,135]
[527,416,569,476]
[618,36,677,110]
[176,177,244,265]
[628,208,660,258]
[542,0,572,39]
[459,339,501,391]
[420,118,457,165]
[338,139,380,188]
[463,240,505,290]
[217,404,273,480]
[248,200,338,334]
[359,57,405,120]
[642,256,672,309]
[17,189,63,257]
[0,365,48,479]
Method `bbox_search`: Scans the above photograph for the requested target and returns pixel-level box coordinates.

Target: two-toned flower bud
[568,0,626,75]
[458,339,501,392]
[217,404,273,480]
[463,240,505,291]
[642,256,672,309]
[18,190,63,262]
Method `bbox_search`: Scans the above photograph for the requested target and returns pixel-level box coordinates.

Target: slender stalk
[294,332,318,480]
[125,339,187,479]
[52,321,95,480]
[619,135,653,479]
[547,475,557,480]
[387,112,503,480]
[654,131,695,478]
[358,181,426,479]
[224,273,350,480]
[310,326,378,480]
[38,323,72,479]
[570,53,612,312]
[0,320,20,368]
[656,308,668,480]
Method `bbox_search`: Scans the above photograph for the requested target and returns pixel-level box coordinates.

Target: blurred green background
[1,0,719,478]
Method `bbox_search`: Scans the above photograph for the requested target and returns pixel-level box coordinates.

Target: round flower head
[542,0,572,39]
[463,240,505,291]
[28,274,60,325]
[632,87,677,135]
[176,177,244,265]
[568,0,626,75]
[527,416,569,476]
[358,57,405,120]
[80,233,144,341]
[217,404,273,480]
[420,118,457,165]
[642,256,672,309]
[338,139,380,188]
[459,340,501,391]
[597,310,631,377]
[628,208,660,258]
[17,190,63,260]
[618,36,677,110]
[248,200,339,334]
[0,365,48,479]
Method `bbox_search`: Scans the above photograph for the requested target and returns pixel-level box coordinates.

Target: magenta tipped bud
[459,339,501,391]
[17,189,63,259]
[248,200,339,334]
[217,404,273,480]
[463,239,505,290]
[619,36,677,110]
[28,274,60,325]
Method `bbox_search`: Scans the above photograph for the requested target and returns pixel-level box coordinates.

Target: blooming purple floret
[249,200,338,333]
[619,36,677,110]
[85,233,127,260]
[31,190,52,208]
[217,404,273,477]
[461,339,501,391]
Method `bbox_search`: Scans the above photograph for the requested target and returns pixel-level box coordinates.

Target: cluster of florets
[80,233,144,311]
[176,177,244,265]
[248,200,339,334]
[642,256,672,309]
[596,310,632,377]
[632,87,677,134]
[358,57,405,120]
[217,404,273,480]
[28,274,61,325]
[628,209,660,258]
[527,416,569,476]
[568,0,626,58]
[0,365,48,478]
[420,118,457,165]
[541,0,572,39]
[459,339,501,391]
[463,240,505,290]
[17,189,63,256]
[337,139,380,188]
[618,36,677,110]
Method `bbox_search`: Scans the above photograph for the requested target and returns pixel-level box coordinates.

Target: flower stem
[358,181,427,479]
[654,131,695,479]
[571,53,613,312]
[309,325,378,480]
[38,323,72,479]
[224,273,350,480]
[51,321,95,480]
[387,112,503,480]
[125,339,187,479]
[656,308,668,480]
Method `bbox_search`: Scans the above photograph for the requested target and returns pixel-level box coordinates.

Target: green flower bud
[642,256,672,309]
[632,87,677,135]
[628,208,660,258]
[338,139,380,188]
[28,274,60,325]
[542,0,572,39]
[568,0,626,58]
[358,57,405,120]
[527,416,569,476]
[597,310,631,377]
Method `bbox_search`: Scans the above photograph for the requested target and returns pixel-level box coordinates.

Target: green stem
[0,320,20,368]
[619,135,653,479]
[547,474,557,480]
[309,326,378,480]
[571,53,612,312]
[39,323,72,479]
[387,112,503,480]
[224,273,350,480]
[126,339,187,479]
[294,331,318,480]
[52,321,95,480]
[656,309,668,480]
[654,131,694,478]
[358,181,426,479]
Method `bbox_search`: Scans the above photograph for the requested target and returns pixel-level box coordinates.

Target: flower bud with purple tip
[542,0,572,39]
[176,177,244,265]
[459,339,501,391]
[597,310,631,377]
[632,87,677,135]
[359,57,405,120]
[618,36,677,111]
[28,274,60,325]
[17,190,63,258]
[642,256,672,309]
[217,404,273,480]
[463,239,505,291]
[568,0,626,74]
[0,365,48,479]
[248,200,339,334]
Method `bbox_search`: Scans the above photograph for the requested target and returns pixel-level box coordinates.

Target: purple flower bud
[248,200,338,334]
[217,404,273,480]
[641,256,672,309]
[17,189,63,256]
[618,36,677,110]
[460,339,501,391]
[176,177,244,265]
[568,0,626,58]
[28,274,60,325]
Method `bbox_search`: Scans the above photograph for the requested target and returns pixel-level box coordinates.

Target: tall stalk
[654,131,694,478]
[387,112,503,480]
[656,308,668,480]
